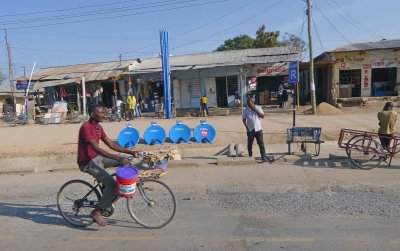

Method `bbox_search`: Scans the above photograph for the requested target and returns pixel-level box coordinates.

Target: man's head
[203,95,206,98]
[383,102,393,111]
[88,104,105,122]
[247,96,255,107]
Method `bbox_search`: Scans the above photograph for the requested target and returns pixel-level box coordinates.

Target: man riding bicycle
[77,104,139,226]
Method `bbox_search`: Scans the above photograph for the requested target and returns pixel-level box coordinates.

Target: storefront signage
[254,62,289,76]
[362,64,370,90]
[16,80,28,90]
[371,60,397,68]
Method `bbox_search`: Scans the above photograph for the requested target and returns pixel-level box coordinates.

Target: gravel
[207,186,400,217]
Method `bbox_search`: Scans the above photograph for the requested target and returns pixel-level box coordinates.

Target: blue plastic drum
[117,127,140,148]
[169,121,191,144]
[194,120,216,143]
[144,122,166,145]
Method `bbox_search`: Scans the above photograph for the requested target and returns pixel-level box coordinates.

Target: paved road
[1,162,400,251]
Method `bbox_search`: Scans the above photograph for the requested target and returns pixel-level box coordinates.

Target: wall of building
[331,49,400,100]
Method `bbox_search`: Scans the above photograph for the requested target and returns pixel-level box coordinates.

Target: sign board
[288,61,299,84]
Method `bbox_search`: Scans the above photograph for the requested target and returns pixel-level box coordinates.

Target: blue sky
[0,0,399,81]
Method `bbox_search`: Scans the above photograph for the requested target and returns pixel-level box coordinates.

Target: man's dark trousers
[247,129,266,157]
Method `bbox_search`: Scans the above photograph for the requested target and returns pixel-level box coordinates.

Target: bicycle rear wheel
[57,179,101,227]
[348,137,385,169]
[127,179,176,229]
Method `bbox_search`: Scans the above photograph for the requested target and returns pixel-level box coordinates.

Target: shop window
[339,70,361,97]
[371,67,397,96]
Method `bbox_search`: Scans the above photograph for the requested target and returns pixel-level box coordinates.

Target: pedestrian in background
[378,101,397,150]
[200,95,209,117]
[242,97,272,162]
[127,91,136,120]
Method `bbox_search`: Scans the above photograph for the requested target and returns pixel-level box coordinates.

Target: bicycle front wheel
[127,179,176,229]
[57,180,101,227]
[348,137,385,169]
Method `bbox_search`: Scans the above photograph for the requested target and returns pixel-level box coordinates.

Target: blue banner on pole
[160,29,172,119]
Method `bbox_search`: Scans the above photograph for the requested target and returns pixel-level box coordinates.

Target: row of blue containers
[117,119,216,148]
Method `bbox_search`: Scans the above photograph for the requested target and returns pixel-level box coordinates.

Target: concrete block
[217,156,256,166]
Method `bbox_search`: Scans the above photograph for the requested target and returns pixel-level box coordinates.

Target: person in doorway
[115,96,123,119]
[278,82,289,108]
[127,91,136,120]
[77,104,139,226]
[200,95,209,117]
[242,97,272,162]
[234,91,241,108]
[378,101,397,151]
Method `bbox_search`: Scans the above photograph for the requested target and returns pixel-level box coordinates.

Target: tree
[281,32,307,60]
[254,25,282,48]
[215,25,306,54]
[216,34,255,51]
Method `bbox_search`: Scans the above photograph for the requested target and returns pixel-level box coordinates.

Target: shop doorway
[256,76,283,105]
[101,83,117,108]
[339,70,361,97]
[216,76,238,107]
[371,67,397,96]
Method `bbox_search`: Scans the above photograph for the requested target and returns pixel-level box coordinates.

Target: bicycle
[56,154,176,229]
[2,111,31,127]
[338,128,400,169]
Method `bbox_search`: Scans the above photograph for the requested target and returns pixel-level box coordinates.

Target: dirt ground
[0,100,398,158]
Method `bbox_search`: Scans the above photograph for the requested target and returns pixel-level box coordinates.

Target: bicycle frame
[338,128,400,166]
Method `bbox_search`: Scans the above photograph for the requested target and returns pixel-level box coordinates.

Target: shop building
[315,39,400,104]
[125,47,298,110]
[16,59,139,113]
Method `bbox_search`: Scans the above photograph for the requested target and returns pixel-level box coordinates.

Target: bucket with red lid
[116,166,139,197]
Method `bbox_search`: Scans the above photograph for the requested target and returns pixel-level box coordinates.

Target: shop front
[330,49,400,99]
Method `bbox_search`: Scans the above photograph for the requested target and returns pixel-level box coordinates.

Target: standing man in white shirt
[242,97,273,162]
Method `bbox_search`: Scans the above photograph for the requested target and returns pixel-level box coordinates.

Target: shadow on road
[0,202,98,231]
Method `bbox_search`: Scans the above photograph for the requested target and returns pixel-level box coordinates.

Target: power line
[311,16,325,52]
[0,0,203,25]
[328,0,382,39]
[313,1,352,44]
[0,0,140,17]
[175,0,258,37]
[172,0,286,50]
[5,0,230,30]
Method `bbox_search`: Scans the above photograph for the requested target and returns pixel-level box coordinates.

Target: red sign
[200,129,208,137]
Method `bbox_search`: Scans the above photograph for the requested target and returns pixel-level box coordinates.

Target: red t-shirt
[77,120,107,167]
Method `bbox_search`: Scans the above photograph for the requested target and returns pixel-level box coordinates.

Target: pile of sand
[316,102,344,115]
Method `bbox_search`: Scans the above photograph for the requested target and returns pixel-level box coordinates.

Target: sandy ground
[0,100,398,157]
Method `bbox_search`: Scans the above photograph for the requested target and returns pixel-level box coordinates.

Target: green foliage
[254,25,282,48]
[216,34,255,51]
[216,25,307,56]
[281,32,307,59]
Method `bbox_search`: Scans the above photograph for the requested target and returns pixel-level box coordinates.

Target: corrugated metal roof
[126,47,298,74]
[84,69,123,82]
[331,39,400,52]
[17,59,139,82]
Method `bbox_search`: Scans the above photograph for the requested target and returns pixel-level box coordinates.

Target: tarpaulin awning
[31,78,81,91]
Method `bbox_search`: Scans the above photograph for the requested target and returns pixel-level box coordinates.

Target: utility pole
[4,29,16,113]
[307,0,317,114]
[119,54,122,66]
[21,66,26,78]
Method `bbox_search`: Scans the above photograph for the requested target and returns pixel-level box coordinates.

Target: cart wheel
[300,142,307,153]
[315,143,321,156]
[345,135,366,157]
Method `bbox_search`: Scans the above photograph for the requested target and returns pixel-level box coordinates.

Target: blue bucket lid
[116,166,138,179]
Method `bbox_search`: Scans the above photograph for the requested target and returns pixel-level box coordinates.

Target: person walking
[77,104,138,226]
[127,91,136,120]
[242,97,272,162]
[200,95,209,117]
[378,101,397,150]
